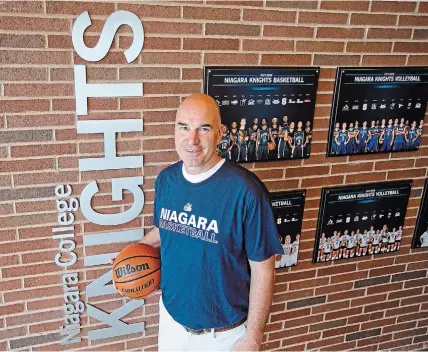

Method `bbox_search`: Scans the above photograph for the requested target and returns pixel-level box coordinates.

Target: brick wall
[1,0,428,350]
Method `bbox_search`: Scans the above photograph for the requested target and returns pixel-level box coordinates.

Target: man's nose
[188,130,199,144]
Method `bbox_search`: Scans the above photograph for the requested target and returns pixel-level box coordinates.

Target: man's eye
[199,127,210,132]
[178,126,188,131]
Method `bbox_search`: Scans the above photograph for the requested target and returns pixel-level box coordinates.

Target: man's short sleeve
[153,175,161,227]
[244,191,283,262]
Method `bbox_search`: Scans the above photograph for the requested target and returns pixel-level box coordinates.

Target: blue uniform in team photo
[381,125,394,152]
[393,125,406,151]
[331,128,339,154]
[407,128,417,150]
[415,126,423,148]
[293,130,305,158]
[367,126,378,152]
[346,127,357,154]
[357,127,368,153]
[337,130,348,155]
[257,128,269,160]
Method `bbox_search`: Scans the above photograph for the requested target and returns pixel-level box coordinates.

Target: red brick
[388,168,425,180]
[327,289,365,302]
[404,277,428,289]
[142,21,202,35]
[332,162,373,174]
[47,1,115,15]
[184,6,240,20]
[0,50,71,65]
[370,265,406,277]
[286,165,329,178]
[326,306,363,320]
[243,39,294,51]
[0,67,47,81]
[299,12,348,24]
[372,1,417,12]
[316,282,353,296]
[1,158,55,173]
[331,271,368,284]
[141,52,200,65]
[183,38,239,51]
[0,1,43,13]
[243,8,296,23]
[0,16,69,32]
[399,15,428,26]
[351,13,397,25]
[313,300,350,314]
[266,1,316,9]
[347,42,392,53]
[207,0,262,5]
[317,27,364,39]
[362,55,407,66]
[0,99,50,114]
[320,1,369,10]
[384,321,417,334]
[307,335,344,349]
[394,42,428,53]
[0,33,45,48]
[301,175,343,188]
[264,25,314,38]
[120,36,181,51]
[261,54,312,65]
[289,277,329,291]
[346,172,387,184]
[367,28,412,39]
[206,23,260,36]
[144,82,201,95]
[117,3,180,18]
[2,262,60,279]
[121,96,179,110]
[269,326,307,340]
[313,55,360,66]
[205,53,259,65]
[14,171,79,187]
[297,41,344,52]
[182,68,202,81]
[323,324,359,338]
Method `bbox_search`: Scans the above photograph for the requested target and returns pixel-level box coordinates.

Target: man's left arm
[232,256,276,351]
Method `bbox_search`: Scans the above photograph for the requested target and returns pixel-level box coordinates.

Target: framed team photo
[313,180,412,264]
[327,67,428,157]
[204,66,319,163]
[412,179,428,249]
[271,190,306,269]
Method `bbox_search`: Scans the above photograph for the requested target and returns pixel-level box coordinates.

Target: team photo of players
[316,225,403,262]
[412,179,428,249]
[271,190,306,270]
[217,116,312,162]
[330,118,424,156]
[275,234,300,269]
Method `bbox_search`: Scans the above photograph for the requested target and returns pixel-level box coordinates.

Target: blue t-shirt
[153,161,282,330]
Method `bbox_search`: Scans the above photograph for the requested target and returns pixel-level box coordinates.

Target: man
[420,227,428,248]
[380,119,394,152]
[337,122,349,155]
[331,122,340,155]
[269,118,280,160]
[367,120,378,153]
[257,118,270,161]
[357,121,369,154]
[292,121,305,159]
[124,94,282,351]
[217,125,231,160]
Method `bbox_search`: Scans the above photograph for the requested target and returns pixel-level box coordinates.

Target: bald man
[125,94,282,351]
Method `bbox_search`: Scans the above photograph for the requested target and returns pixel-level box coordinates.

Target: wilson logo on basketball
[115,263,151,278]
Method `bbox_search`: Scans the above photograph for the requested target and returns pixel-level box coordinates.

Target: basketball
[268,142,276,151]
[112,243,161,300]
